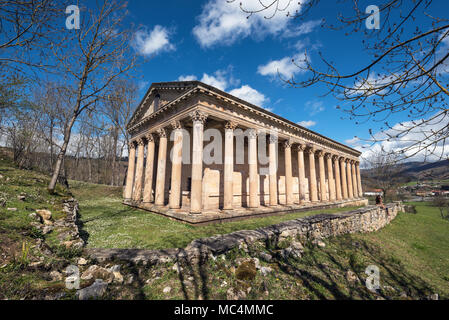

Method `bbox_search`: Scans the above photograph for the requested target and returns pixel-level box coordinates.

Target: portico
[124,81,367,224]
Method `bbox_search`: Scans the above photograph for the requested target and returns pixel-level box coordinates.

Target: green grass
[70,181,360,249]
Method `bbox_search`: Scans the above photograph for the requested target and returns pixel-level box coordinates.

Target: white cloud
[200,71,229,91]
[297,120,316,128]
[132,25,175,56]
[305,100,325,115]
[177,75,197,81]
[345,137,360,145]
[282,20,321,38]
[229,85,268,106]
[193,0,303,48]
[257,52,308,79]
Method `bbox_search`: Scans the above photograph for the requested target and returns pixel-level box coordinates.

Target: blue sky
[121,0,447,158]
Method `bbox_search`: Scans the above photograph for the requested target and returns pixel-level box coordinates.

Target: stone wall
[87,202,404,265]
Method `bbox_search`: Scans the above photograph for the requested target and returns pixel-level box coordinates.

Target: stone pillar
[284,140,294,205]
[155,128,168,206]
[190,111,207,214]
[356,162,363,197]
[143,133,155,203]
[297,144,306,203]
[326,153,336,201]
[268,134,278,206]
[248,129,259,208]
[346,159,354,199]
[351,160,358,198]
[333,156,342,201]
[307,147,318,202]
[340,158,348,199]
[318,151,326,202]
[169,121,183,209]
[132,138,145,201]
[223,121,237,210]
[124,141,136,200]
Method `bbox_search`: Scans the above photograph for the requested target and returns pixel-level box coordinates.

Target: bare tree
[365,148,401,201]
[47,0,136,193]
[232,0,449,161]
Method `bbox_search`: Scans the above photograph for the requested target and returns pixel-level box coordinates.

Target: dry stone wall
[87,202,404,265]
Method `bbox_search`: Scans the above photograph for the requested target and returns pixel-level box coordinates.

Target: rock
[7,208,17,211]
[50,271,63,281]
[399,292,408,299]
[42,226,53,235]
[290,241,304,251]
[77,258,88,266]
[17,195,26,201]
[312,239,326,248]
[260,266,273,276]
[125,274,134,285]
[0,198,6,207]
[428,293,439,300]
[77,279,108,300]
[36,209,52,221]
[108,265,121,273]
[227,287,246,300]
[220,280,228,288]
[235,260,257,281]
[346,270,358,283]
[112,271,124,284]
[172,263,182,273]
[29,212,40,221]
[29,261,44,268]
[259,252,272,262]
[281,247,302,260]
[163,286,172,294]
[81,265,114,283]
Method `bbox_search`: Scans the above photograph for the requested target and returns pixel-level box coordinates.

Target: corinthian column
[333,156,342,200]
[284,140,293,205]
[190,110,207,214]
[223,121,237,210]
[340,158,348,199]
[351,160,358,198]
[297,144,306,203]
[169,121,183,209]
[356,161,363,197]
[155,128,168,206]
[307,147,318,202]
[132,138,145,201]
[318,151,327,202]
[346,159,354,199]
[143,134,155,203]
[248,129,259,208]
[268,134,278,206]
[124,141,136,200]
[326,153,336,201]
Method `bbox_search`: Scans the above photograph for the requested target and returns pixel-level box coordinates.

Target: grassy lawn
[70,180,361,249]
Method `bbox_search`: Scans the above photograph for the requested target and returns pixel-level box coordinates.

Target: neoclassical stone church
[124,81,367,224]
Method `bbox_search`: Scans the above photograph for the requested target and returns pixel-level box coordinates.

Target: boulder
[50,271,63,281]
[77,257,88,266]
[260,266,273,276]
[259,252,273,262]
[77,279,108,300]
[81,265,114,283]
[36,209,52,221]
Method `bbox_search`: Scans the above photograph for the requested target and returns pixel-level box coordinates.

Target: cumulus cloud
[257,52,308,79]
[193,0,303,48]
[346,113,449,163]
[177,75,197,81]
[200,71,229,91]
[282,20,322,38]
[297,120,316,128]
[229,85,268,107]
[132,25,175,56]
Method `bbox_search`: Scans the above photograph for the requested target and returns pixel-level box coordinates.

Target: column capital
[268,134,278,144]
[128,140,136,149]
[283,139,293,149]
[171,120,183,130]
[316,150,325,157]
[332,155,339,161]
[305,146,315,154]
[224,121,237,130]
[325,152,333,160]
[296,143,307,151]
[136,137,145,146]
[145,133,154,142]
[157,128,167,138]
[248,128,258,139]
[345,158,351,163]
[190,110,208,124]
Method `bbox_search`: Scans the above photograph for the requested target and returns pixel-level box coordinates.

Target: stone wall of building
[87,202,404,265]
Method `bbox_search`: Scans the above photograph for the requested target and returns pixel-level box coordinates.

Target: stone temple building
[124,81,367,224]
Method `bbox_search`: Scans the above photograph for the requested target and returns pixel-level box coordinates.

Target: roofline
[129,81,361,155]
